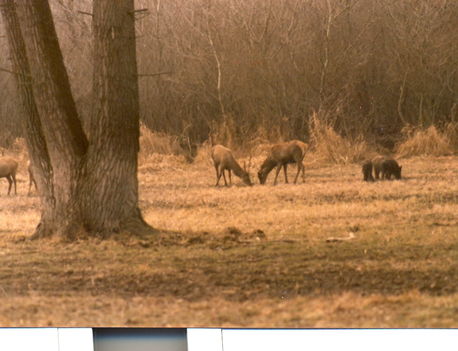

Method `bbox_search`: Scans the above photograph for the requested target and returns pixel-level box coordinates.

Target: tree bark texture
[1,0,155,239]
[80,0,151,235]
[11,0,88,238]
[1,0,63,238]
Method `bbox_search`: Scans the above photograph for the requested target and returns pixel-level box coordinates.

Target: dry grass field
[0,151,457,327]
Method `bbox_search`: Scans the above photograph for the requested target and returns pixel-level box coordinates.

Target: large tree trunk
[12,0,88,239]
[1,0,78,238]
[80,0,154,236]
[1,0,155,239]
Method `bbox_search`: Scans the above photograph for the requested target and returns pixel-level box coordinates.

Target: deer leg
[28,174,33,195]
[228,169,232,185]
[12,173,17,195]
[293,162,302,184]
[6,175,13,195]
[283,164,289,183]
[301,162,306,182]
[273,165,282,185]
[222,169,228,186]
[215,165,221,186]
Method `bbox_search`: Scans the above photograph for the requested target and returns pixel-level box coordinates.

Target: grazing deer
[211,145,252,186]
[0,157,18,195]
[258,141,305,185]
[27,160,38,195]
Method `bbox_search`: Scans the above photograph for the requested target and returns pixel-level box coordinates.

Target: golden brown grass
[396,125,456,157]
[0,153,457,327]
[1,292,456,327]
[444,122,458,151]
[139,124,186,164]
[308,112,374,164]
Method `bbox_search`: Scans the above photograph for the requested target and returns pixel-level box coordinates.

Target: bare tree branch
[137,71,172,77]
[0,66,29,77]
[77,10,92,17]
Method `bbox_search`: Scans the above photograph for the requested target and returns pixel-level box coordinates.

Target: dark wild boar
[381,159,402,180]
[372,155,386,180]
[372,156,402,180]
[362,160,374,181]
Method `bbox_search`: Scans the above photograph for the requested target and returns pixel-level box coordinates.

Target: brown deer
[211,145,252,186]
[290,140,308,182]
[0,157,18,195]
[27,160,38,195]
[258,141,305,185]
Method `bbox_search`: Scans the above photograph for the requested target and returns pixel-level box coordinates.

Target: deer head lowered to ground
[0,157,18,195]
[258,140,305,185]
[211,144,252,186]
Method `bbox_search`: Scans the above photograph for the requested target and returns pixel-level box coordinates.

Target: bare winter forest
[1,0,458,149]
[0,0,457,327]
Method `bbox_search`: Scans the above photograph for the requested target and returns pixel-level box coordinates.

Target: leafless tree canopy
[1,0,457,148]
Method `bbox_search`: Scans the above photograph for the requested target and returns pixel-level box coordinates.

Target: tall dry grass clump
[1,137,28,163]
[396,125,455,157]
[193,140,214,166]
[199,114,270,165]
[208,114,245,152]
[139,124,183,155]
[139,124,186,164]
[308,112,372,164]
[444,122,458,151]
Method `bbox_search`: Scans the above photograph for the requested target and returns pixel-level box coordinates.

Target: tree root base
[30,209,158,242]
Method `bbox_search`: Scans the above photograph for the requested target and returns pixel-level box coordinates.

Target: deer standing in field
[211,145,252,186]
[27,160,38,195]
[0,157,18,195]
[258,141,305,185]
